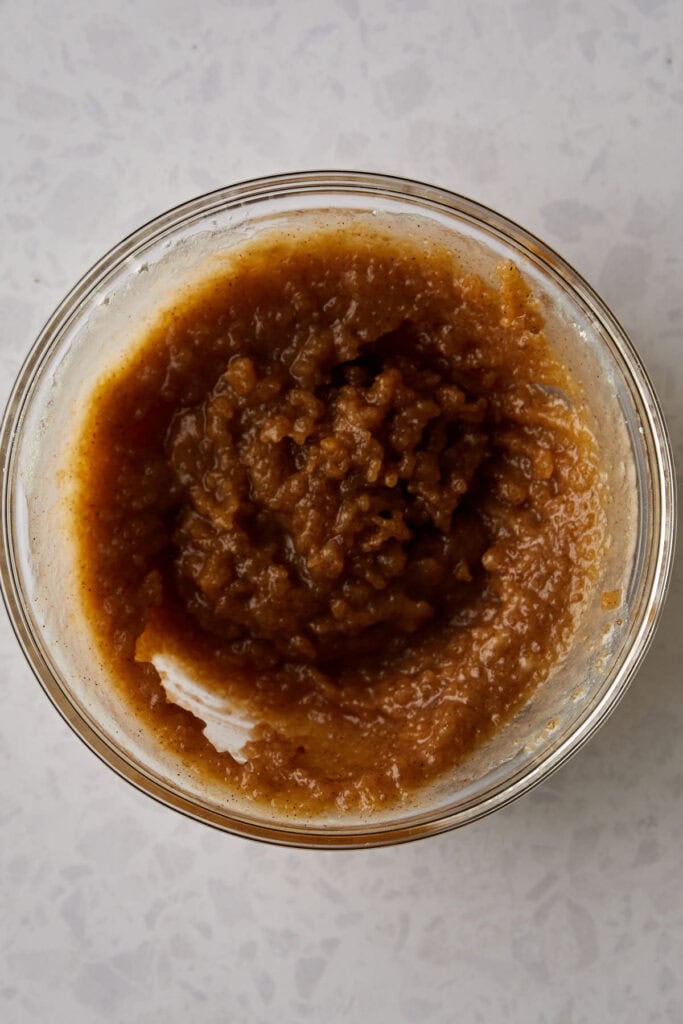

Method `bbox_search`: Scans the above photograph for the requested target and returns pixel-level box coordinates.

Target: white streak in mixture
[150,652,256,763]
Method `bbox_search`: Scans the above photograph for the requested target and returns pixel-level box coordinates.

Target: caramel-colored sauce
[74,225,605,813]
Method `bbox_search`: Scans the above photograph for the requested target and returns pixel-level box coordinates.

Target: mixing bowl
[0,172,676,847]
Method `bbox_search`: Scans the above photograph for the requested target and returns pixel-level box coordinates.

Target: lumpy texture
[169,328,491,665]
[74,222,604,813]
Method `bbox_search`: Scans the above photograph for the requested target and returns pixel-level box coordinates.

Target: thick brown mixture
[74,223,604,813]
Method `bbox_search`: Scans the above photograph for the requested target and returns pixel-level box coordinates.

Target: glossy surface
[74,223,604,812]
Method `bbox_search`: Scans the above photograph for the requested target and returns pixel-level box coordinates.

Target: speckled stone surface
[1,1,682,1021]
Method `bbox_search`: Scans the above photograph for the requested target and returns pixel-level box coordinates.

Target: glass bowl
[0,172,676,848]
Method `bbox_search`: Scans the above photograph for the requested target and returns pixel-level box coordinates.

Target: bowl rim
[0,169,677,849]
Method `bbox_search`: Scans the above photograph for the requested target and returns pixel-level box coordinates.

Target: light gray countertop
[1,1,682,1021]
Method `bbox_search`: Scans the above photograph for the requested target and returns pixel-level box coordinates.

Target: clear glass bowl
[0,172,676,848]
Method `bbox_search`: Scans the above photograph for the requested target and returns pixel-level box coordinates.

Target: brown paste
[74,223,605,813]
